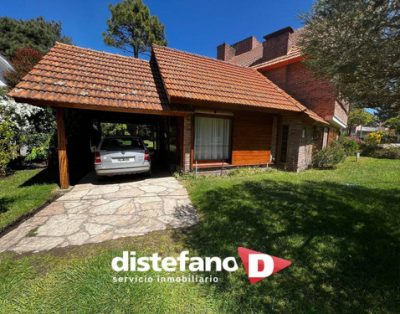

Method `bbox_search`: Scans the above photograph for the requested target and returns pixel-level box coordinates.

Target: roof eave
[253,55,305,71]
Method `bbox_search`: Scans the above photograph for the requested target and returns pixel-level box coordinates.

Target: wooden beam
[56,108,70,189]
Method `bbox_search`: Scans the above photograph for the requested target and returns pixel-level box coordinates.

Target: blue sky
[2,0,314,58]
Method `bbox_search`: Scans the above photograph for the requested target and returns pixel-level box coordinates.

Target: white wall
[0,54,14,86]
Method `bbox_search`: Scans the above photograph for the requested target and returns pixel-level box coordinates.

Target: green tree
[385,116,400,134]
[347,108,374,135]
[0,17,71,59]
[300,0,400,113]
[103,0,167,58]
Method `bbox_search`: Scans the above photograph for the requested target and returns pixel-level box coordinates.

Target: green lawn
[0,158,399,313]
[0,169,58,231]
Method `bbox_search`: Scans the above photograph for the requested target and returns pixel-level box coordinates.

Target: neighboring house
[352,125,388,140]
[9,41,330,188]
[0,53,14,86]
[217,27,349,146]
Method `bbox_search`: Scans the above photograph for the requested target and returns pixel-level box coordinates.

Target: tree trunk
[133,46,139,58]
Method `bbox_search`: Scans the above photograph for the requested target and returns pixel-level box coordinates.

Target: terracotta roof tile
[8,42,175,113]
[152,45,326,123]
[8,42,325,124]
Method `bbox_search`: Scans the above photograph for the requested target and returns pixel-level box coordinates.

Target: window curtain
[194,116,231,160]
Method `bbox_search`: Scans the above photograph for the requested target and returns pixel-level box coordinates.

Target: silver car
[95,136,151,177]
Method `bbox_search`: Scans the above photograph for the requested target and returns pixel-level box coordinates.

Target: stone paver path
[0,174,198,253]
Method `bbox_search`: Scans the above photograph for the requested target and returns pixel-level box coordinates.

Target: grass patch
[0,231,221,313]
[0,168,58,231]
[181,157,400,312]
[0,157,399,312]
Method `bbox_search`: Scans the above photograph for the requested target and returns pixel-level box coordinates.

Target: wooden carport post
[56,108,70,189]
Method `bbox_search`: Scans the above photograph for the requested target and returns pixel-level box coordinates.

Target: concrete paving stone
[87,185,120,196]
[87,230,114,244]
[68,232,90,245]
[84,223,113,236]
[1,174,197,253]
[14,236,65,253]
[58,189,90,201]
[115,201,137,215]
[36,202,65,216]
[138,208,165,218]
[138,185,168,193]
[133,196,162,205]
[89,199,131,215]
[103,187,144,199]
[91,199,110,206]
[36,214,87,237]
[89,215,140,226]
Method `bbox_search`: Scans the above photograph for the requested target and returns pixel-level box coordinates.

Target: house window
[194,116,231,161]
[280,125,289,163]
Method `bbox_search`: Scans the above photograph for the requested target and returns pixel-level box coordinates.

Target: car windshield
[101,138,144,151]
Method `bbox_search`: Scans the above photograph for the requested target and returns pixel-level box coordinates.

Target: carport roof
[8,42,176,114]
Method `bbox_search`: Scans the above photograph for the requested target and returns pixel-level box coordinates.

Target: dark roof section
[263,26,294,40]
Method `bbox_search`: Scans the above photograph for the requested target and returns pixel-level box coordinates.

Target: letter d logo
[238,247,291,284]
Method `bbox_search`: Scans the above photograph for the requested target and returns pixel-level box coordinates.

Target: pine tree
[0,17,71,59]
[103,0,167,58]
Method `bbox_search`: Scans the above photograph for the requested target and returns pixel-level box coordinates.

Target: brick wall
[334,100,349,126]
[217,37,261,61]
[277,113,316,171]
[262,32,290,61]
[183,115,192,172]
[263,63,337,121]
[217,43,236,61]
[182,111,316,173]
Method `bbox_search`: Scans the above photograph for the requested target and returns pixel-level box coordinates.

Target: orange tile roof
[8,42,325,124]
[8,42,176,113]
[152,45,326,123]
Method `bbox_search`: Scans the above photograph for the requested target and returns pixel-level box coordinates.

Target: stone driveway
[0,174,198,253]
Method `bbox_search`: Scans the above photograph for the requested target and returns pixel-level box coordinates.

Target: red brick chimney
[217,36,261,61]
[217,43,236,61]
[262,27,294,61]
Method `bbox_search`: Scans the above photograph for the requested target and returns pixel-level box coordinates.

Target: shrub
[338,136,359,156]
[0,121,19,175]
[362,146,400,160]
[365,131,383,145]
[312,142,346,169]
[381,131,398,144]
[0,95,55,166]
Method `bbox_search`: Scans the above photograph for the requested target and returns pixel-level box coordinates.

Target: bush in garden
[365,131,383,145]
[0,121,19,175]
[25,134,52,162]
[381,131,398,144]
[372,147,400,159]
[362,145,400,160]
[312,141,346,169]
[337,136,359,156]
[0,94,55,165]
